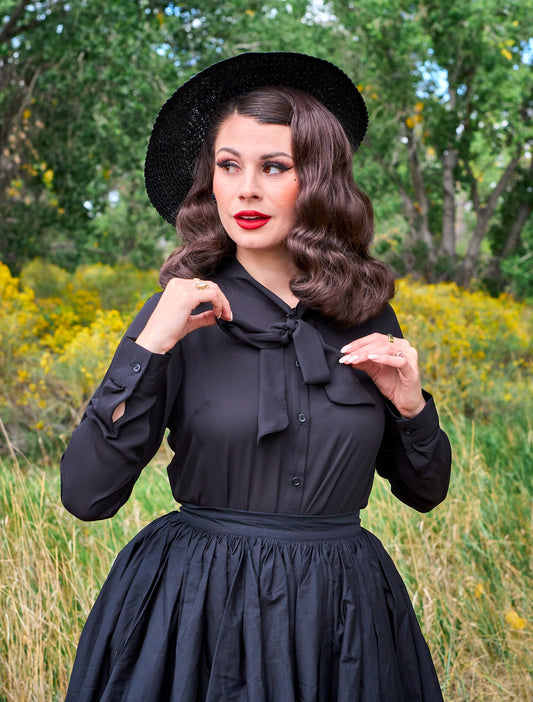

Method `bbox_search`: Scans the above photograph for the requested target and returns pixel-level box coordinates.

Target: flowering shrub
[1,260,531,456]
[394,279,532,418]
[1,260,158,454]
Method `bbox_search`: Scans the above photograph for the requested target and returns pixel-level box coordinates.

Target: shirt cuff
[385,390,441,448]
[107,336,170,388]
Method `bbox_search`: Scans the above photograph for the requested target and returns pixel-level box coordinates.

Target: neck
[236,249,300,308]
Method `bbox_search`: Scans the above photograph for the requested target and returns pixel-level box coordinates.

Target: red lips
[234,210,271,230]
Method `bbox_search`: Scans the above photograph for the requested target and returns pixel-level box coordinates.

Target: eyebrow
[216,147,293,159]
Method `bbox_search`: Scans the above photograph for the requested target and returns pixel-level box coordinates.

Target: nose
[238,169,261,200]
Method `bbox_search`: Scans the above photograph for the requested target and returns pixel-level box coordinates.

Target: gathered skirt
[65,504,443,701]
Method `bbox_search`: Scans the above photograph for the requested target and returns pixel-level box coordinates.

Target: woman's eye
[263,162,291,175]
[216,160,239,173]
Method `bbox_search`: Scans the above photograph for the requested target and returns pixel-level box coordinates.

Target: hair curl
[159,86,395,326]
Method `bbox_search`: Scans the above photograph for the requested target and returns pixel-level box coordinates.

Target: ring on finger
[193,277,209,290]
[387,333,394,343]
[395,351,404,357]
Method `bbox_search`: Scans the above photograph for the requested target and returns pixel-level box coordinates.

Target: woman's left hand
[339,333,426,418]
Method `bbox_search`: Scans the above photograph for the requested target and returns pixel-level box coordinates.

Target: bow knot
[217,308,373,443]
[279,314,299,338]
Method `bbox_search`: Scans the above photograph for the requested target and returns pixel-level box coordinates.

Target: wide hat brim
[145,52,368,224]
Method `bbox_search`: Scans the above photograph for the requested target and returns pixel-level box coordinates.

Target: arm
[339,305,452,511]
[375,392,452,512]
[61,279,233,521]
[60,295,180,521]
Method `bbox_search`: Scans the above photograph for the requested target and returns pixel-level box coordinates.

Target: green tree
[1,0,177,271]
[0,0,330,271]
[329,0,533,288]
[2,0,531,294]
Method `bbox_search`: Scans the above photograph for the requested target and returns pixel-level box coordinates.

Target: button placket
[283,344,310,512]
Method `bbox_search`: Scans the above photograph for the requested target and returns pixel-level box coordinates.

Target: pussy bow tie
[217,309,375,443]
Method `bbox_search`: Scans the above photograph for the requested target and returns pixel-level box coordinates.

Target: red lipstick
[234,210,271,230]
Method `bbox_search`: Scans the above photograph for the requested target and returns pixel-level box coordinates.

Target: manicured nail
[339,354,358,364]
[340,345,351,353]
[368,354,379,360]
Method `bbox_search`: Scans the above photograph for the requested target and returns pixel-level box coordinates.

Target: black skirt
[65,505,443,701]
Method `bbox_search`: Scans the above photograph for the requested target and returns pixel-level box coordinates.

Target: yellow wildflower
[474,583,484,599]
[505,610,526,630]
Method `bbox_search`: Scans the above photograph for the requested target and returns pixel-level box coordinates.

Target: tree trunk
[457,149,522,287]
[366,136,436,276]
[485,196,533,285]
[440,147,458,263]
[406,132,437,278]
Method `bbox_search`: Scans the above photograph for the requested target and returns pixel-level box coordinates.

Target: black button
[404,427,414,435]
[291,476,301,487]
[297,412,307,423]
[132,362,142,373]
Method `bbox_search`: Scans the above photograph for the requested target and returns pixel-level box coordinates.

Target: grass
[1,409,531,701]
[1,269,532,699]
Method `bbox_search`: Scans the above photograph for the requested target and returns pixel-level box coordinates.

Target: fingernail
[340,345,350,353]
[339,354,357,364]
[368,354,378,360]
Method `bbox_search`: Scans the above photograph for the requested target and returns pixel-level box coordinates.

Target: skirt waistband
[178,503,361,541]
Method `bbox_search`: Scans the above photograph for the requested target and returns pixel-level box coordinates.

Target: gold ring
[387,333,394,343]
[194,278,209,290]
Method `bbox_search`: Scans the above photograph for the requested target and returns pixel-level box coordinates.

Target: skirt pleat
[65,506,443,702]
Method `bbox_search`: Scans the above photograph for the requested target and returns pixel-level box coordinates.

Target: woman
[62,52,451,701]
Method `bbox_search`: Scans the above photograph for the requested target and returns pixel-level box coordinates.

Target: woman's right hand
[135,277,232,355]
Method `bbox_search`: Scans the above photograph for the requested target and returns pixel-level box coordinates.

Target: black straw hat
[145,52,368,224]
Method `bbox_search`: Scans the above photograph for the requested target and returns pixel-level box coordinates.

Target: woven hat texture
[145,52,368,224]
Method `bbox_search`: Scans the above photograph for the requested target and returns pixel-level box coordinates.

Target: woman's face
[212,113,299,258]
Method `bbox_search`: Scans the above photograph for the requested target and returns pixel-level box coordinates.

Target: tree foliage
[1,0,532,295]
[328,0,533,288]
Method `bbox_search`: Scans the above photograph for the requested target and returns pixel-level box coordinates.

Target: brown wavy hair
[159,86,395,326]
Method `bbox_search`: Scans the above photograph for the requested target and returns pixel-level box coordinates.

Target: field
[0,262,531,700]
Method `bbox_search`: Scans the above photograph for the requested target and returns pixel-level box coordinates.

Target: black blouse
[61,258,451,521]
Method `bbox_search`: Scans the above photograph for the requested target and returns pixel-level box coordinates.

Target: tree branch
[0,0,32,44]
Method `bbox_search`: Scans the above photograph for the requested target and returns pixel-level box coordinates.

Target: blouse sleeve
[60,294,183,521]
[372,304,452,512]
[375,392,452,512]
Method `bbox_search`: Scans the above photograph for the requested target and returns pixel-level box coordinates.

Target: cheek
[277,181,299,211]
[212,172,229,203]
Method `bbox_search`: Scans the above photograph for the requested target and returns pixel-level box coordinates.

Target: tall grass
[1,264,532,700]
[0,449,175,701]
[1,410,531,701]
